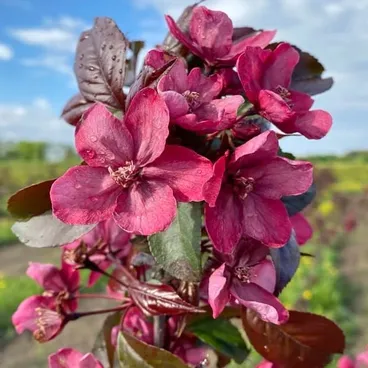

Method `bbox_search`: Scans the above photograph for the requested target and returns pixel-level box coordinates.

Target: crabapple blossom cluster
[9,3,345,367]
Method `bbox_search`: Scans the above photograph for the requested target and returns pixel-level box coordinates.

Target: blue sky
[0,0,367,155]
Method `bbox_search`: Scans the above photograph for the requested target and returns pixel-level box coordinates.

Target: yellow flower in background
[0,273,6,289]
[302,290,313,300]
[318,199,335,217]
[301,257,314,266]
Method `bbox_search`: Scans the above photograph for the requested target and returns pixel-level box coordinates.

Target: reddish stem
[76,293,125,301]
[70,303,131,319]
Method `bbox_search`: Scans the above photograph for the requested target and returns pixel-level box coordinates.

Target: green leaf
[7,179,55,220]
[187,316,250,363]
[148,203,202,282]
[92,312,122,368]
[118,331,190,368]
[11,211,96,248]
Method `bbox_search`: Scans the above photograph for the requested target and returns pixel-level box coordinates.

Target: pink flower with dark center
[165,6,275,66]
[64,218,131,287]
[48,348,103,368]
[51,88,213,235]
[208,238,288,324]
[157,59,244,134]
[12,296,65,342]
[290,213,313,245]
[203,130,313,253]
[26,262,79,312]
[237,43,332,139]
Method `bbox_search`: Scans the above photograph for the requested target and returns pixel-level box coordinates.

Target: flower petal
[253,157,313,199]
[229,130,279,171]
[51,166,120,225]
[251,260,276,293]
[79,353,104,368]
[114,180,177,235]
[293,109,333,139]
[290,213,313,245]
[143,145,213,202]
[208,263,230,318]
[75,103,134,167]
[160,91,189,119]
[231,30,276,54]
[190,6,233,59]
[258,90,295,123]
[48,348,84,368]
[242,194,291,247]
[203,154,227,207]
[289,90,314,112]
[124,88,170,166]
[157,59,188,94]
[205,185,243,253]
[27,263,65,292]
[231,281,289,324]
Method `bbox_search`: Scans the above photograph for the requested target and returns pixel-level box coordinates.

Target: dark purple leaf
[282,183,316,216]
[61,93,93,126]
[7,179,55,220]
[74,17,128,110]
[270,232,300,296]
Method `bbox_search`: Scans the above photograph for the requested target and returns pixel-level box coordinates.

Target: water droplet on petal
[101,44,106,51]
[75,183,82,189]
[90,196,99,203]
[196,170,202,175]
[84,149,96,159]
[90,136,97,142]
[117,59,120,63]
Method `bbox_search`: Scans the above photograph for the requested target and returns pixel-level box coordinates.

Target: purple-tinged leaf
[74,17,128,110]
[7,179,55,220]
[61,93,93,126]
[118,331,190,367]
[270,232,300,296]
[282,183,316,216]
[11,211,96,248]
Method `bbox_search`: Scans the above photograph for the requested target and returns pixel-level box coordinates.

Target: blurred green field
[0,142,367,366]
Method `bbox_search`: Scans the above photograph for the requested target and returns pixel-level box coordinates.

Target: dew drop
[75,183,82,189]
[107,153,115,161]
[117,59,120,63]
[84,149,96,159]
[109,45,114,50]
[79,63,83,69]
[101,44,106,51]
[91,196,99,203]
[263,345,269,352]
[196,170,202,175]
[118,69,123,74]
[90,136,97,142]
[112,55,117,61]
[298,356,304,361]
[79,54,84,60]
[88,66,95,71]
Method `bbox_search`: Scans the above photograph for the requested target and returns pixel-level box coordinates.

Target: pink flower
[157,59,244,134]
[256,361,279,368]
[48,348,103,368]
[237,43,332,139]
[26,261,79,312]
[290,213,313,245]
[51,88,213,235]
[12,296,65,342]
[208,237,288,324]
[338,356,355,368]
[204,130,313,253]
[165,6,275,66]
[64,218,131,287]
[338,349,368,368]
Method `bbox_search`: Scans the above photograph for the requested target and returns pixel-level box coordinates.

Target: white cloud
[9,16,89,80]
[0,99,74,144]
[0,43,13,60]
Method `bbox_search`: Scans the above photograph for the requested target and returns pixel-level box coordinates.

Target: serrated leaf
[12,211,96,248]
[118,331,190,368]
[242,309,345,367]
[188,316,250,363]
[270,232,300,296]
[61,93,93,126]
[7,179,55,220]
[74,17,128,110]
[282,183,316,216]
[92,312,122,368]
[149,203,202,282]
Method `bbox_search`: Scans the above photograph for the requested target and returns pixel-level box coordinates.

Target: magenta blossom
[64,218,131,287]
[12,296,65,342]
[237,43,332,139]
[157,59,244,134]
[204,130,313,253]
[165,6,275,66]
[120,306,210,366]
[48,348,103,368]
[27,261,79,312]
[208,238,288,324]
[51,88,213,235]
[290,213,313,246]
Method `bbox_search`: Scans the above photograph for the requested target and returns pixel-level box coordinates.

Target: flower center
[34,307,61,342]
[233,176,255,199]
[182,90,201,111]
[234,266,252,283]
[108,161,140,188]
[275,85,294,108]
